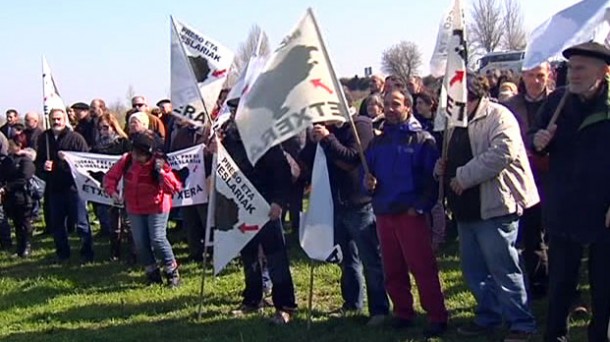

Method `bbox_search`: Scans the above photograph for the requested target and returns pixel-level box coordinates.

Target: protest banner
[235,8,349,165]
[299,144,341,263]
[523,0,610,70]
[42,56,68,131]
[212,143,270,275]
[442,0,468,128]
[63,144,207,207]
[170,16,234,125]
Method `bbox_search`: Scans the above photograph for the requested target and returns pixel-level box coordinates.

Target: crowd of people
[0,41,609,341]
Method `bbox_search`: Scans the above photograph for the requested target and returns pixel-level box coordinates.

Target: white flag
[442,0,468,128]
[235,8,349,165]
[170,16,234,125]
[42,56,67,130]
[429,3,456,78]
[213,32,269,132]
[299,145,342,263]
[523,0,610,70]
[213,143,271,275]
[63,144,207,207]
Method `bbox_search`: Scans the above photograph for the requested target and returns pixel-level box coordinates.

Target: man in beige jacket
[436,73,539,342]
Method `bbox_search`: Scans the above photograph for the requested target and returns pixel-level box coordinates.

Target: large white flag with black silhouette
[235,8,349,165]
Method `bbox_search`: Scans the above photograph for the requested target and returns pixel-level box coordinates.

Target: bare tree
[125,84,136,104]
[108,98,129,126]
[502,0,527,50]
[469,0,504,53]
[381,41,422,84]
[226,25,270,88]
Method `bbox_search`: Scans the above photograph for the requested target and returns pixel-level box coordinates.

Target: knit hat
[129,112,150,128]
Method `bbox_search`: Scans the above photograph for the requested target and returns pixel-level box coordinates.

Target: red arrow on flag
[212,69,227,78]
[449,70,465,87]
[239,223,260,233]
[311,79,333,94]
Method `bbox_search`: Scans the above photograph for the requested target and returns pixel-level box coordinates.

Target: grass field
[0,218,590,342]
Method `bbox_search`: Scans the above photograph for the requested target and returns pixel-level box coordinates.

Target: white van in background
[476,50,525,74]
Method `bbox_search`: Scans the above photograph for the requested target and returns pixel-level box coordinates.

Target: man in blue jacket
[364,88,448,339]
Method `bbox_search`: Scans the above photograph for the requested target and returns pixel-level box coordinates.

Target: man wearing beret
[72,102,97,148]
[530,41,610,342]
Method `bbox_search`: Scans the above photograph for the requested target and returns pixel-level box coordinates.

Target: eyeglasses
[132,103,146,108]
[99,125,110,130]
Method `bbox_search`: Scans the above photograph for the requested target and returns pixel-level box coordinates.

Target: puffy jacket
[0,150,37,216]
[365,119,439,215]
[103,154,181,215]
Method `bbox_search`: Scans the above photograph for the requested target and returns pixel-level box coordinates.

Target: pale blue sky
[0,0,580,114]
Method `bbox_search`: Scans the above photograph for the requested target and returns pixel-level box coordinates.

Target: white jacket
[452,97,540,220]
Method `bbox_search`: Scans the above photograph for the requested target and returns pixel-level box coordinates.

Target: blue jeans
[336,203,389,316]
[458,214,536,333]
[128,212,176,270]
[49,190,93,260]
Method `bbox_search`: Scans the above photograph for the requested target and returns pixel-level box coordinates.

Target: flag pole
[197,234,209,320]
[308,8,370,174]
[170,16,214,126]
[198,144,218,320]
[306,260,315,331]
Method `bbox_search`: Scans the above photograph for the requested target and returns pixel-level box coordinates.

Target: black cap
[156,99,171,107]
[130,132,157,155]
[71,102,90,110]
[562,41,610,64]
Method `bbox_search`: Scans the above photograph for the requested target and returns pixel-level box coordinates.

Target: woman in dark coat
[0,137,37,257]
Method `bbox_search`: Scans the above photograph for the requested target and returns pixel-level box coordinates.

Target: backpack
[26,176,45,217]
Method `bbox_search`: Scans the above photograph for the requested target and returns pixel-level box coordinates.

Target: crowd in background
[0,41,609,341]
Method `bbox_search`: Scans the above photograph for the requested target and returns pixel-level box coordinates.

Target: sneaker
[391,318,413,330]
[270,310,292,325]
[424,322,448,338]
[366,315,387,327]
[231,304,263,317]
[504,330,533,342]
[328,307,363,318]
[146,268,163,285]
[165,268,181,289]
[457,322,496,336]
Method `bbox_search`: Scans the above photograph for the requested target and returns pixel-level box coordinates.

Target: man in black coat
[310,114,390,326]
[219,105,297,325]
[530,42,610,342]
[36,108,93,263]
[0,109,19,138]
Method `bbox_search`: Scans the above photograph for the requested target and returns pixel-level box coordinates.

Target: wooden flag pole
[306,261,315,331]
[197,231,209,321]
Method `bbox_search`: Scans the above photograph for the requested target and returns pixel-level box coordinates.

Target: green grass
[0,219,589,342]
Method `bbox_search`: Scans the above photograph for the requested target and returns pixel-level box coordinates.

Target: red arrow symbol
[311,79,333,94]
[239,223,259,233]
[212,69,227,78]
[449,70,465,87]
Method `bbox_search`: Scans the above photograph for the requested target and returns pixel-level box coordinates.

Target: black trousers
[9,211,33,253]
[545,234,610,342]
[518,204,549,297]
[240,220,296,311]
